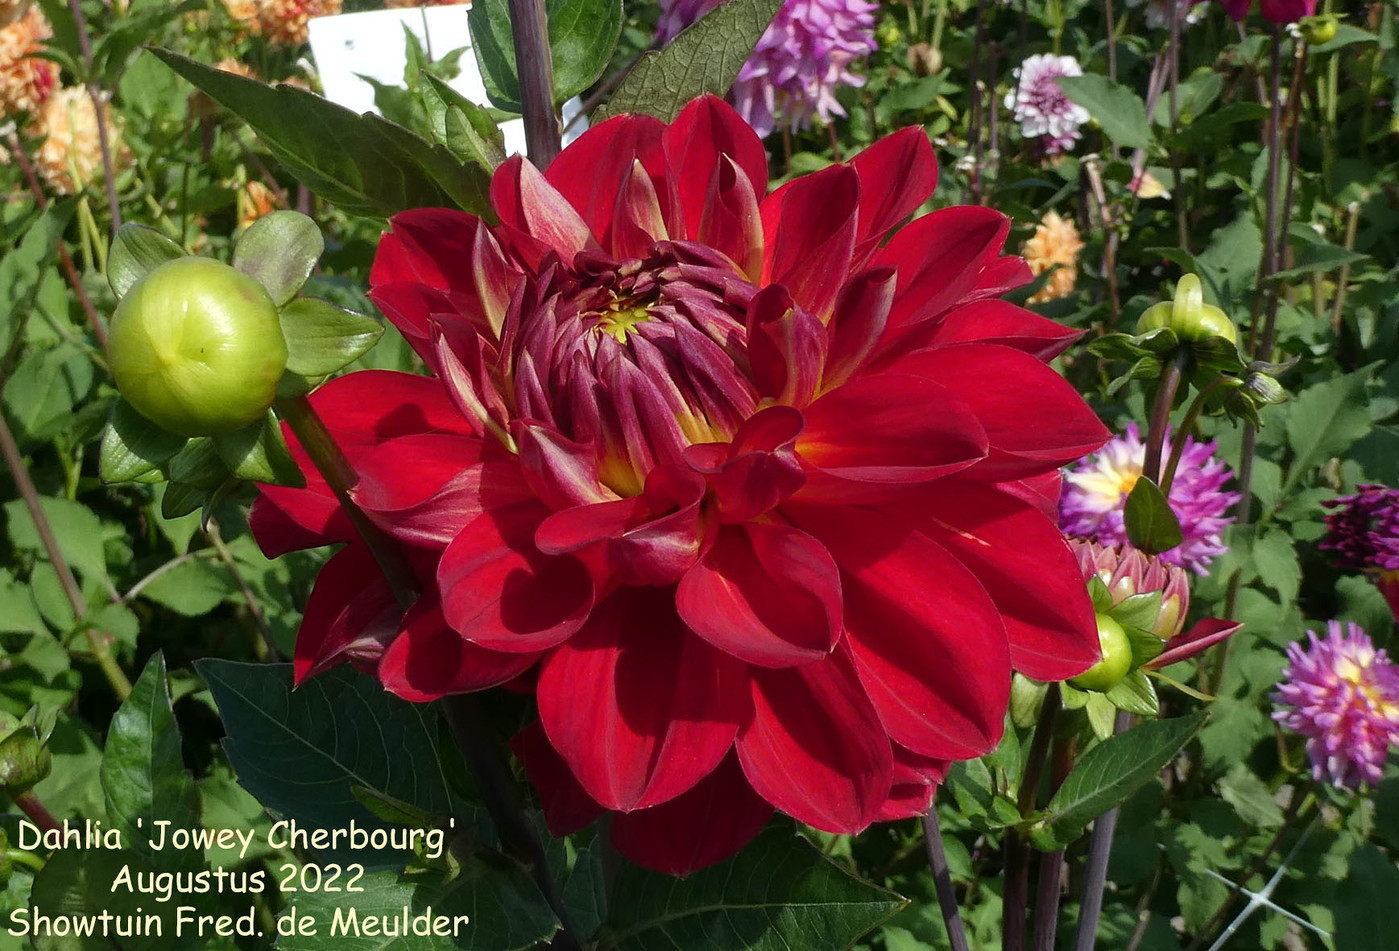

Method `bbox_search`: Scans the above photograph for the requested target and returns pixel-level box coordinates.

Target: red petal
[697,156,764,281]
[887,343,1109,480]
[877,745,949,822]
[1148,617,1243,669]
[511,720,604,837]
[737,646,892,833]
[796,374,987,497]
[665,95,769,240]
[760,164,859,318]
[491,154,598,261]
[677,522,841,667]
[293,545,400,684]
[685,406,805,522]
[789,504,1010,760]
[1000,470,1063,521]
[902,482,1101,682]
[515,423,614,509]
[610,754,772,875]
[609,159,670,260]
[918,299,1084,361]
[379,596,541,701]
[849,127,938,264]
[745,284,826,407]
[545,113,668,243]
[823,266,896,391]
[437,502,594,652]
[537,588,748,811]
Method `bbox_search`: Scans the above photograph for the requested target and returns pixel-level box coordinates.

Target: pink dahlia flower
[1199,0,1315,22]
[1059,423,1240,576]
[656,0,877,137]
[1321,484,1399,624]
[1273,621,1399,789]
[1004,54,1092,156]
[252,97,1110,874]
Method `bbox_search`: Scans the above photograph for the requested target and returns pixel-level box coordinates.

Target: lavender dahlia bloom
[1059,424,1240,576]
[1273,621,1399,789]
[656,0,878,137]
[1004,54,1092,156]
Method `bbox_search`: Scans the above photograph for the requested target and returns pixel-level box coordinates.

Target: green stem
[1159,377,1241,496]
[1143,350,1190,485]
[1004,684,1061,951]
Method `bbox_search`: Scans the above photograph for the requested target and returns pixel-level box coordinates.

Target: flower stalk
[1071,708,1133,951]
[922,804,972,951]
[509,0,561,167]
[67,0,122,233]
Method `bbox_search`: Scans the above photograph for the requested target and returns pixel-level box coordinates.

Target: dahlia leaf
[232,211,324,308]
[106,222,185,299]
[598,826,905,951]
[100,652,203,873]
[99,400,187,484]
[1332,845,1399,951]
[1123,476,1184,555]
[1053,74,1152,151]
[597,0,785,123]
[149,49,494,219]
[212,413,305,488]
[278,298,385,377]
[468,0,623,111]
[275,865,560,951]
[420,72,508,171]
[196,660,480,864]
[1028,711,1206,851]
[1281,369,1373,499]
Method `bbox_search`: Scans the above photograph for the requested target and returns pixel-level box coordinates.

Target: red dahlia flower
[251,96,1110,874]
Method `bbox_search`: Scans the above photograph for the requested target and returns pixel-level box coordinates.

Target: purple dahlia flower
[1321,484,1399,625]
[1004,53,1091,156]
[1272,621,1399,789]
[1059,423,1240,576]
[655,0,878,137]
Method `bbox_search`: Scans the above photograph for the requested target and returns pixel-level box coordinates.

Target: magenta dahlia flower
[1200,0,1315,23]
[1321,484,1399,623]
[1004,54,1092,156]
[656,0,878,137]
[1273,621,1399,789]
[252,96,1109,874]
[1060,424,1239,576]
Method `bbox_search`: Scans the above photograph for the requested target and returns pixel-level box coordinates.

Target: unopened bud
[1136,274,1238,345]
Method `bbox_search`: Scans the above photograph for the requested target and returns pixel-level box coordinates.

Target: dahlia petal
[665,95,769,241]
[515,423,615,509]
[433,325,507,439]
[610,159,670,260]
[610,754,772,875]
[491,154,598,261]
[294,545,400,684]
[545,113,669,243]
[438,502,594,652]
[685,406,805,522]
[789,504,1010,760]
[969,255,1034,300]
[823,266,896,391]
[874,206,1011,338]
[919,298,1083,361]
[697,156,764,281]
[903,482,1101,681]
[849,127,938,264]
[745,284,826,407]
[1148,617,1243,669]
[677,522,841,667]
[888,343,1109,479]
[760,164,860,318]
[537,588,748,811]
[379,595,541,701]
[511,720,604,837]
[737,645,893,833]
[796,374,988,493]
[877,745,949,822]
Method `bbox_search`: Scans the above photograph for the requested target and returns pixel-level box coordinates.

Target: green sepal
[276,371,323,399]
[100,400,189,484]
[1009,673,1049,729]
[1191,333,1248,374]
[212,412,304,487]
[0,723,51,795]
[1103,668,1160,717]
[107,224,186,299]
[1123,476,1184,554]
[161,482,206,519]
[1086,575,1113,613]
[1108,591,1163,633]
[201,477,242,531]
[1059,682,1090,710]
[419,72,507,171]
[1106,355,1163,396]
[1086,332,1147,363]
[279,297,384,377]
[1135,326,1182,355]
[1084,693,1118,739]
[167,437,232,490]
[232,211,324,307]
[1119,622,1166,667]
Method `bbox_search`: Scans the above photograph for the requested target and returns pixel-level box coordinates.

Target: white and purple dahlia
[656,0,878,137]
[1004,53,1092,156]
[1273,621,1399,790]
[1059,423,1240,576]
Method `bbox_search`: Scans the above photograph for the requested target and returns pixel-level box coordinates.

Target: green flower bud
[1069,614,1134,692]
[1299,15,1338,45]
[1136,274,1238,345]
[109,257,288,437]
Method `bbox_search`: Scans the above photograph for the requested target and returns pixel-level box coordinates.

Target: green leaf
[1054,74,1152,150]
[420,72,508,171]
[597,0,785,122]
[106,223,186,299]
[138,558,235,617]
[1150,67,1222,126]
[1252,529,1301,603]
[0,200,74,352]
[1,343,96,444]
[3,496,108,584]
[168,436,233,490]
[1332,845,1399,951]
[212,412,304,487]
[150,48,493,219]
[160,481,207,520]
[1029,712,1206,849]
[1282,368,1372,497]
[1268,241,1368,283]
[279,298,385,376]
[598,827,905,950]
[29,849,200,951]
[1217,764,1284,828]
[1309,23,1378,54]
[1123,476,1184,555]
[196,661,467,863]
[99,399,187,483]
[100,653,203,872]
[231,210,324,307]
[277,863,559,951]
[469,0,622,111]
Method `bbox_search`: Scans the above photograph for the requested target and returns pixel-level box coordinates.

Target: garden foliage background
[0,0,1398,948]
